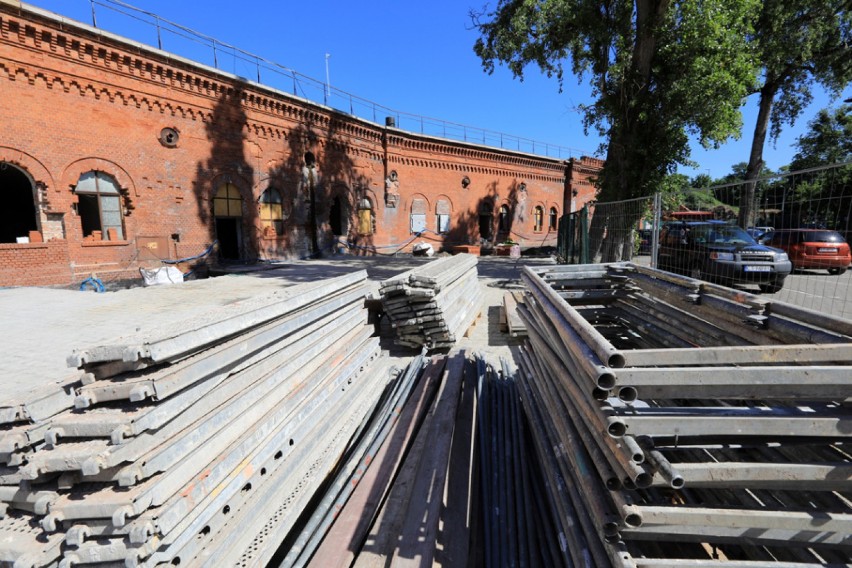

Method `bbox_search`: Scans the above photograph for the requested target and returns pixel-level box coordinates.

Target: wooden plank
[352,357,448,567]
[504,291,527,337]
[436,352,477,566]
[387,350,467,567]
[310,357,445,568]
[463,311,482,338]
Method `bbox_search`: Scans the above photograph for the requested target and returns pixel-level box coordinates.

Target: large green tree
[738,0,852,228]
[472,0,758,260]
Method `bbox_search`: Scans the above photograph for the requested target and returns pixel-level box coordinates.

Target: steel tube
[523,267,625,368]
[620,343,852,368]
[615,365,852,401]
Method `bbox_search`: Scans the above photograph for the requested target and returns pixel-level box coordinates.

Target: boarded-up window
[411,214,427,233]
[411,197,427,233]
[534,206,544,232]
[436,199,451,234]
[358,198,374,235]
[259,188,284,236]
[75,171,124,240]
[549,207,558,231]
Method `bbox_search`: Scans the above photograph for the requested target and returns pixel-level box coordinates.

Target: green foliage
[472,0,760,203]
[790,105,852,169]
[754,2,852,144]
[660,172,733,212]
[737,1,851,227]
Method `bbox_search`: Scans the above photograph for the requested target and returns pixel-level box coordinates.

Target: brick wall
[0,241,72,287]
[0,3,601,287]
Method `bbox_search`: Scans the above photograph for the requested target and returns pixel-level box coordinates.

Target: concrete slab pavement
[0,254,556,413]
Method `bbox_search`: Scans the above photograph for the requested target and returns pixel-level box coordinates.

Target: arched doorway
[213,182,243,260]
[329,195,349,237]
[0,163,38,243]
[478,200,494,241]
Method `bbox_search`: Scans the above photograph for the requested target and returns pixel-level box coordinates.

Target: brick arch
[530,201,547,214]
[210,172,253,202]
[410,193,431,214]
[251,173,295,210]
[61,157,135,197]
[434,194,454,213]
[0,146,55,192]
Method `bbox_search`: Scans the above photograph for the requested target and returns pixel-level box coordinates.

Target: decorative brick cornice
[0,6,383,152]
[385,154,564,185]
[1,3,571,181]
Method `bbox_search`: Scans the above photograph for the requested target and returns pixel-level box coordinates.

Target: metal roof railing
[72,0,595,160]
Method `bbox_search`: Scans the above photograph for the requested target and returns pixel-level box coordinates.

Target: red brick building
[0,1,602,287]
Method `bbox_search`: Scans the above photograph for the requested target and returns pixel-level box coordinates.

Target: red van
[764,229,851,275]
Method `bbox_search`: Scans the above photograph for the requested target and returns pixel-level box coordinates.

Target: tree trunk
[739,83,776,228]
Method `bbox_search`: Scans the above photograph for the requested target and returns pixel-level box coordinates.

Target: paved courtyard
[0,255,553,411]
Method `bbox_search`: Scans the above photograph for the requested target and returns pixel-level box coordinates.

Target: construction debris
[378,253,483,349]
[516,262,852,566]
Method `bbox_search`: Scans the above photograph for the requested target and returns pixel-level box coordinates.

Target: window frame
[498,205,511,233]
[533,205,544,233]
[213,182,243,218]
[74,171,124,240]
[259,187,284,237]
[436,198,451,234]
[357,198,374,236]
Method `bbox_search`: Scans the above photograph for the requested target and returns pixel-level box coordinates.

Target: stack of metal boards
[378,253,482,349]
[297,350,477,568]
[0,271,395,567]
[516,262,852,567]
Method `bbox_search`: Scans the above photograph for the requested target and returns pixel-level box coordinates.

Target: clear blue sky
[27,0,852,180]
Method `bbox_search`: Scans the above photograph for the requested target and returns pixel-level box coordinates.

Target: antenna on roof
[324,53,331,105]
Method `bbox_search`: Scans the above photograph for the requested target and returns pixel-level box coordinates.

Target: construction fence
[557,161,852,319]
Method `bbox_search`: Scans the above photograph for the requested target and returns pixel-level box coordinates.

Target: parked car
[657,221,792,293]
[747,226,773,241]
[763,229,851,275]
[637,229,653,255]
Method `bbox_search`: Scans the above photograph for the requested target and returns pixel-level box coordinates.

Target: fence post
[580,204,590,264]
[651,192,661,268]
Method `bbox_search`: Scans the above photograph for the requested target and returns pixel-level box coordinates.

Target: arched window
[358,198,374,235]
[498,205,511,233]
[549,207,558,231]
[436,199,451,234]
[75,171,124,240]
[259,188,284,236]
[213,182,243,217]
[533,206,544,233]
[410,197,427,233]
